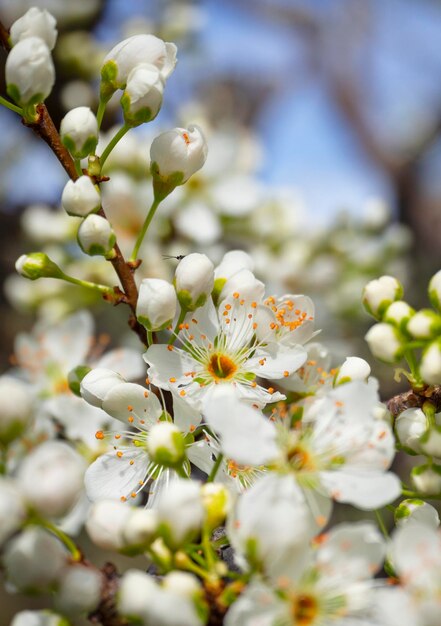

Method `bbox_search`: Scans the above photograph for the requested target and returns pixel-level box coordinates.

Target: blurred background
[0,0,441,384]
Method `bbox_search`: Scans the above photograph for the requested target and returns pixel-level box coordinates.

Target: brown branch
[387,385,441,418]
[88,563,128,626]
[0,20,10,50]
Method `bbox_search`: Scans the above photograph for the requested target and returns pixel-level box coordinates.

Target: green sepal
[67,365,92,396]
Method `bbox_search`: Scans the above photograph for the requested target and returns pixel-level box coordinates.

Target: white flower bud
[55,565,102,616]
[80,368,125,408]
[77,214,116,257]
[411,463,441,495]
[60,107,98,159]
[6,37,55,108]
[150,125,208,191]
[0,478,27,547]
[219,268,265,305]
[395,499,440,529]
[101,34,177,98]
[162,571,202,599]
[16,252,63,280]
[0,375,33,444]
[121,63,164,126]
[147,422,186,466]
[429,269,441,311]
[117,570,157,620]
[365,323,403,363]
[420,425,441,458]
[362,275,403,319]
[174,253,214,311]
[214,250,254,281]
[86,500,132,550]
[137,278,177,331]
[3,527,67,592]
[395,408,427,453]
[123,508,158,549]
[17,441,86,518]
[383,300,414,329]
[201,483,231,530]
[420,341,441,386]
[335,356,371,385]
[11,611,67,626]
[157,479,204,548]
[61,176,101,217]
[10,8,57,50]
[407,309,441,339]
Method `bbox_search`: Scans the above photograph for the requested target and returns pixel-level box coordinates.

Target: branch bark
[387,385,441,418]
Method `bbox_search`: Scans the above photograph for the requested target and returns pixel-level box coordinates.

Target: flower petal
[320,469,401,509]
[102,382,162,427]
[85,448,150,501]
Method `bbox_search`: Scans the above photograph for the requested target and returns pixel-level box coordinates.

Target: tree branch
[387,385,441,418]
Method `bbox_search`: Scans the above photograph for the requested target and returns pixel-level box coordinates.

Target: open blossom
[226,519,385,626]
[80,376,211,503]
[144,295,307,409]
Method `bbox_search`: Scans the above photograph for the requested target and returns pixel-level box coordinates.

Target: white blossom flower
[226,522,385,626]
[6,36,55,108]
[150,125,208,186]
[10,7,57,50]
[174,252,214,311]
[60,106,98,158]
[145,296,306,409]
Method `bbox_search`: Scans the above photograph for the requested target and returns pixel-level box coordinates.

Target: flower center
[291,593,318,626]
[207,353,237,380]
[287,444,316,472]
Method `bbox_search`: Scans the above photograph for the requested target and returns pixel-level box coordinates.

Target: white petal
[247,344,307,379]
[224,582,285,626]
[102,382,162,427]
[144,344,200,391]
[172,392,202,432]
[320,470,401,509]
[187,441,215,475]
[40,310,94,371]
[85,449,150,501]
[202,387,278,465]
[96,348,145,380]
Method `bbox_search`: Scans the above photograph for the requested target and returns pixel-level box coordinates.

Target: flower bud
[77,214,116,257]
[121,63,164,126]
[137,278,177,331]
[219,268,265,305]
[55,565,102,616]
[122,508,158,550]
[157,479,204,548]
[201,483,231,530]
[419,424,441,458]
[395,499,439,529]
[213,250,254,301]
[100,34,177,100]
[395,408,427,454]
[420,341,441,386]
[411,463,441,495]
[429,269,441,311]
[3,527,68,592]
[383,300,414,330]
[174,253,214,311]
[80,368,125,408]
[10,7,57,50]
[117,570,157,620]
[150,125,207,198]
[16,252,63,280]
[60,106,98,159]
[362,275,403,319]
[61,176,101,217]
[147,422,186,467]
[335,356,371,385]
[365,323,403,363]
[407,309,441,339]
[67,365,92,396]
[0,478,27,547]
[0,375,33,444]
[6,37,55,110]
[86,500,132,550]
[17,441,86,518]
[11,611,69,626]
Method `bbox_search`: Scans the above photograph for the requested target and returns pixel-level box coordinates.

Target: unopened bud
[420,424,441,458]
[147,422,186,467]
[136,278,177,331]
[123,508,158,551]
[11,611,69,626]
[365,323,403,363]
[383,300,414,330]
[60,106,98,159]
[61,176,101,217]
[10,8,57,50]
[0,375,33,444]
[201,483,231,530]
[157,479,204,548]
[77,214,116,257]
[429,269,441,312]
[175,253,214,312]
[15,252,63,280]
[411,463,441,495]
[80,367,125,408]
[0,478,27,547]
[335,356,371,385]
[121,63,164,126]
[395,499,439,529]
[420,341,441,386]
[407,309,441,340]
[395,408,427,454]
[362,275,403,319]
[86,500,132,550]
[55,565,102,616]
[6,37,55,111]
[150,125,207,199]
